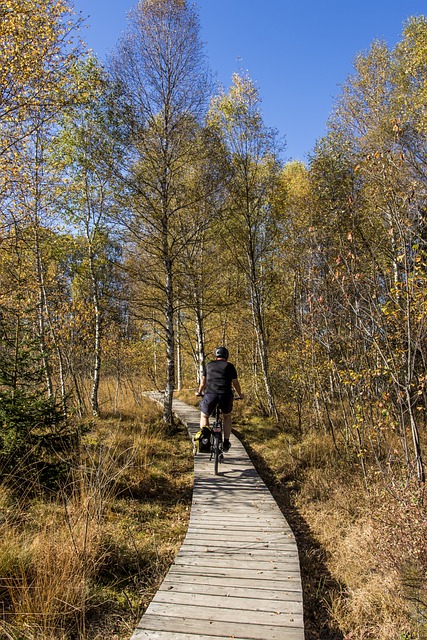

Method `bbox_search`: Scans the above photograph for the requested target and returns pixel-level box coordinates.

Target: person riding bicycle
[195,347,243,452]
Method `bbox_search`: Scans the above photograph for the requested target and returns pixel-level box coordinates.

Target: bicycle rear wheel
[214,434,220,475]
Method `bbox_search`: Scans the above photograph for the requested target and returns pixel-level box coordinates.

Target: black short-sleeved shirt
[203,360,238,395]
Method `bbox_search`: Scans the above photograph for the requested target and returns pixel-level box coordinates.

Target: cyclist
[195,347,243,452]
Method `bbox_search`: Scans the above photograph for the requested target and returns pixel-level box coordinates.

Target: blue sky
[72,0,427,163]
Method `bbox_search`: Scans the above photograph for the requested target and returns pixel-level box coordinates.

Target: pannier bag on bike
[194,426,212,453]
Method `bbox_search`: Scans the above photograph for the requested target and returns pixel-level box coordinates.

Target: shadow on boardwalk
[234,429,345,640]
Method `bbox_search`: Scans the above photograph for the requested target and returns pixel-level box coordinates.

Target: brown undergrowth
[0,386,193,640]
[233,411,427,640]
[10,382,422,640]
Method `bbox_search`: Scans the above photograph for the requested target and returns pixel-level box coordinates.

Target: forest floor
[1,389,425,640]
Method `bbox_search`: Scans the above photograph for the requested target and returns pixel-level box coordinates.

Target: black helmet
[215,346,229,360]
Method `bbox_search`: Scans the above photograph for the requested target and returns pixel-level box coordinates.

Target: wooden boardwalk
[131,397,304,640]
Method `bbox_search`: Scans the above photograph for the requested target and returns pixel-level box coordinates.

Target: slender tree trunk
[153,319,158,389]
[194,302,205,385]
[403,259,425,483]
[12,318,20,401]
[249,268,278,421]
[33,132,53,398]
[89,243,101,416]
[35,239,53,398]
[163,256,175,428]
[405,387,425,483]
[114,340,122,414]
[35,234,67,409]
[65,350,84,417]
[115,369,121,414]
[176,311,182,391]
[40,270,68,410]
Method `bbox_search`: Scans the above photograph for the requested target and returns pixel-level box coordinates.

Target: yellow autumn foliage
[0,0,82,133]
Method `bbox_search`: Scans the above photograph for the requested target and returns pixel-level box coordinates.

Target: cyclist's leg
[221,413,232,452]
[223,412,232,439]
[200,393,218,428]
[219,394,234,449]
[200,412,209,428]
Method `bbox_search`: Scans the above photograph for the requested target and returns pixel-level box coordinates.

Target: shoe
[223,439,231,452]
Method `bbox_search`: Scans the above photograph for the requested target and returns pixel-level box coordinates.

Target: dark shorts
[200,393,233,416]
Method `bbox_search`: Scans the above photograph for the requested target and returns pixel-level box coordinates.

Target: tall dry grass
[0,381,193,640]
[237,413,427,640]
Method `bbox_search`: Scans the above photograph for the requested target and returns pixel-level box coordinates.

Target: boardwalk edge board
[131,395,304,640]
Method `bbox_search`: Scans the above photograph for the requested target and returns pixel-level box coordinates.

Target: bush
[0,391,79,490]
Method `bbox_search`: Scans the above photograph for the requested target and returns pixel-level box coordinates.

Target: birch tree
[304,25,427,482]
[208,73,281,420]
[0,0,84,474]
[52,58,120,416]
[110,0,211,427]
[0,0,83,404]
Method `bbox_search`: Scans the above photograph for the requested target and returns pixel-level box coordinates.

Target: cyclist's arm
[196,375,206,396]
[232,378,244,399]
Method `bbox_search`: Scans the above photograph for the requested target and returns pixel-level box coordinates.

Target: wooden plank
[190,507,288,516]
[134,615,304,640]
[186,526,293,535]
[172,556,301,571]
[182,544,297,556]
[152,589,304,614]
[168,568,302,589]
[190,498,284,504]
[183,528,296,540]
[191,499,279,503]
[158,580,301,602]
[189,519,288,525]
[177,545,297,556]
[183,534,294,543]
[145,601,304,629]
[189,508,287,516]
[167,565,301,583]
[189,517,290,524]
[162,572,302,592]
[189,526,291,536]
[175,544,297,556]
[186,529,293,539]
[189,510,284,517]
[187,524,289,531]
[191,496,277,503]
[189,514,292,524]
[191,503,284,510]
[180,537,295,547]
[132,632,277,640]
[192,491,277,498]
[190,503,285,510]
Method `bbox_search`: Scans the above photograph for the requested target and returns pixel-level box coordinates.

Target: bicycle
[209,397,242,475]
[195,393,242,475]
[210,403,224,476]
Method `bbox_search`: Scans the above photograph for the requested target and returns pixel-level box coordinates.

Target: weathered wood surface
[131,396,304,640]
